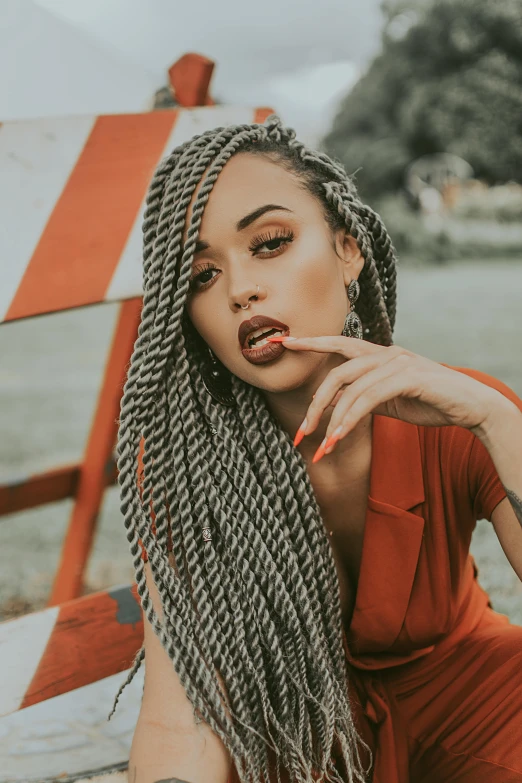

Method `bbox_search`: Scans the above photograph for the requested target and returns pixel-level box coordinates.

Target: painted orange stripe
[5,112,179,322]
[20,585,143,708]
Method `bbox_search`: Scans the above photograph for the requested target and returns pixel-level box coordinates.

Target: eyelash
[188,228,295,292]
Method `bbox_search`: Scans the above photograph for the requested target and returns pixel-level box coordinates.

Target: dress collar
[347,414,426,656]
[369,413,425,510]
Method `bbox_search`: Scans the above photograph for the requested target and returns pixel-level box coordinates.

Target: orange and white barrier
[0,106,273,324]
[1,583,143,717]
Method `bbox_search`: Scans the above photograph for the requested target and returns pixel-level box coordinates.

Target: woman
[110,114,522,783]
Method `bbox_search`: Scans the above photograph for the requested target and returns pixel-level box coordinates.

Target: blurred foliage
[321,0,522,200]
[451,183,522,222]
[374,193,522,264]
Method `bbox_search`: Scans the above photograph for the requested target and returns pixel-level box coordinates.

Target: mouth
[239,316,290,365]
[241,336,288,365]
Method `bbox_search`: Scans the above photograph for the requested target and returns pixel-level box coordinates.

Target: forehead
[183,153,309,239]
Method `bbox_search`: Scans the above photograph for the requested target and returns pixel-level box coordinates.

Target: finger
[301,349,401,437]
[267,334,381,359]
[322,356,418,454]
[301,345,412,437]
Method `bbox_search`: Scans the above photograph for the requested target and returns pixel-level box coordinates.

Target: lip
[241,339,287,365]
[238,314,290,351]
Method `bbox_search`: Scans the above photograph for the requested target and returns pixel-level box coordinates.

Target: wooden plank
[48,298,142,605]
[2,112,177,323]
[1,583,143,716]
[0,459,119,516]
[0,105,274,323]
[169,52,216,107]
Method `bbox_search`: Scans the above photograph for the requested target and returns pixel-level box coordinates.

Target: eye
[188,262,217,293]
[249,228,295,256]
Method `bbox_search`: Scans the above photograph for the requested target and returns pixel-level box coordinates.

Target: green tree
[322,0,522,199]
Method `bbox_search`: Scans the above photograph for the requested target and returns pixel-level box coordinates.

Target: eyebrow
[193,204,293,254]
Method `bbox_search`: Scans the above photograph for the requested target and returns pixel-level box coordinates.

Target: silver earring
[342,279,363,339]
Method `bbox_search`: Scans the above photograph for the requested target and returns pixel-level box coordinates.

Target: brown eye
[249,228,295,256]
[188,262,218,292]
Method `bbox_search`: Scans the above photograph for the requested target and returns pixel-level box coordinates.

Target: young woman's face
[183,152,364,396]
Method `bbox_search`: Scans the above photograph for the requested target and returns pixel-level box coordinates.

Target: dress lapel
[347,414,426,654]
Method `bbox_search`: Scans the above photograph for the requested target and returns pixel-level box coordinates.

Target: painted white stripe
[105,106,258,302]
[0,605,60,716]
[0,115,96,322]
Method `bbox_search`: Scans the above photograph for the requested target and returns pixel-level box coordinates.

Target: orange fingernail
[324,432,341,453]
[266,335,297,342]
[293,418,308,447]
[312,437,328,463]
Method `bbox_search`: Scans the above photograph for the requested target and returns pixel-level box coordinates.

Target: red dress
[138,366,522,782]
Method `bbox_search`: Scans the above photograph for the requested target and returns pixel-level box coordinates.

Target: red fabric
[135,366,522,781]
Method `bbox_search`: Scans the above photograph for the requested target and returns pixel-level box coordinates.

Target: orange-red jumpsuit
[334,365,522,782]
[139,365,522,782]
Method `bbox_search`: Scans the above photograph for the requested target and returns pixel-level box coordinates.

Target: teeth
[247,327,284,348]
[253,335,279,348]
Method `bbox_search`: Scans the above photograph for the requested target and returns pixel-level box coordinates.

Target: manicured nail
[312,437,328,463]
[266,335,297,342]
[293,417,308,447]
[324,427,343,453]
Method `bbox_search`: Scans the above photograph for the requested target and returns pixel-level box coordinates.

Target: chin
[247,367,318,396]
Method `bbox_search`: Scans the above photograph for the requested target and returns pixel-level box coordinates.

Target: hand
[266,334,502,463]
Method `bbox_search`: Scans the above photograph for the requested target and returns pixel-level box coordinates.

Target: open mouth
[245,326,286,350]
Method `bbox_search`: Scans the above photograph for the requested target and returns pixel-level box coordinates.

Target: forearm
[471,394,522,580]
[129,715,231,783]
[473,394,522,522]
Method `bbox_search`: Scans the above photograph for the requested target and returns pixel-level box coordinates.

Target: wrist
[471,392,522,452]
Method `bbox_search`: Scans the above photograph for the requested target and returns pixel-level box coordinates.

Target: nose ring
[240,284,260,310]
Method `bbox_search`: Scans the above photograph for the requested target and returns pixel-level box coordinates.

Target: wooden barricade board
[0,105,274,323]
[0,583,142,717]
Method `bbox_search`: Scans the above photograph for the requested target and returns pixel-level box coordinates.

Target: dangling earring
[200,347,236,407]
[342,279,363,339]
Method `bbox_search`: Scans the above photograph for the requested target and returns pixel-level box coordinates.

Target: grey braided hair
[109,113,398,783]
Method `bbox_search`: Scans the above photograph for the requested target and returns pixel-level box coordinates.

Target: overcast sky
[28,0,384,142]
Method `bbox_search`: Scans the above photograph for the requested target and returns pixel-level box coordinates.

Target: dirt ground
[1,259,521,623]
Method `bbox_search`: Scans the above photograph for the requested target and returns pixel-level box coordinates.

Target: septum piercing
[241,285,260,309]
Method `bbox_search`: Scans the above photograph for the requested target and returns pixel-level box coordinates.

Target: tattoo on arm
[505,488,522,526]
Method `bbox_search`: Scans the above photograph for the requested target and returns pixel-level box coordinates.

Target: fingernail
[312,437,328,463]
[293,417,308,447]
[324,429,342,453]
[266,335,297,342]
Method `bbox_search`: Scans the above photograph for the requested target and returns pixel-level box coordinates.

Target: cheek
[290,247,344,324]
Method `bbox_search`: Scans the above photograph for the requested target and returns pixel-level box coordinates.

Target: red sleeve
[446,366,522,522]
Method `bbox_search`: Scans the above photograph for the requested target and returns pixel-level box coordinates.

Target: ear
[335,228,365,287]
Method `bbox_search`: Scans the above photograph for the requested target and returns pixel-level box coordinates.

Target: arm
[133,438,231,783]
[471,393,522,581]
[129,558,232,783]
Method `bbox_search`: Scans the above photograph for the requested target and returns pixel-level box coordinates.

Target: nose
[231,283,262,311]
